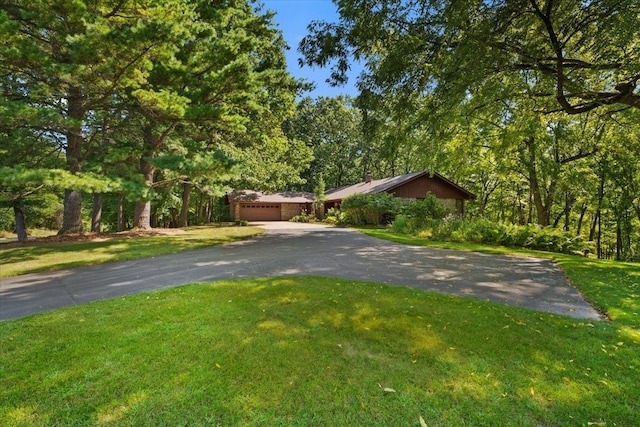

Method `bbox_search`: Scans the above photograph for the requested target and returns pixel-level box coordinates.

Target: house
[324,171,476,215]
[228,171,475,221]
[227,190,315,221]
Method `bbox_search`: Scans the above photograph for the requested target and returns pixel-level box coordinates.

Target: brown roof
[228,190,315,204]
[324,171,475,201]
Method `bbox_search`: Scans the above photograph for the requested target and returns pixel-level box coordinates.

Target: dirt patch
[0,228,187,249]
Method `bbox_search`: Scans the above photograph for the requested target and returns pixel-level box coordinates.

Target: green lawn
[0,226,265,278]
[1,227,639,425]
[1,276,639,426]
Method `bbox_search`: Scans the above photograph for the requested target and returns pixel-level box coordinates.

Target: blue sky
[261,0,361,98]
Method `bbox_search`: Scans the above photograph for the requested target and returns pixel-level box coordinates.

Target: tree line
[2,0,638,261]
[291,0,639,261]
[1,0,311,239]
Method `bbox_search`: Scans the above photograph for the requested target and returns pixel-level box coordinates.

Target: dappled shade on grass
[0,226,265,277]
[1,277,639,426]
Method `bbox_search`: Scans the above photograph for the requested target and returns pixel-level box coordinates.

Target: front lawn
[0,226,264,278]
[1,276,639,426]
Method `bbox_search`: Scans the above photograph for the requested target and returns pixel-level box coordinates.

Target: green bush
[393,216,591,256]
[402,194,449,222]
[391,196,450,233]
[322,207,341,225]
[390,214,410,233]
[289,214,313,223]
[340,193,402,225]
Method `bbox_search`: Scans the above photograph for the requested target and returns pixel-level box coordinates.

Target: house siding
[390,176,470,200]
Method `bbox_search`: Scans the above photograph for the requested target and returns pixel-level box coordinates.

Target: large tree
[283,96,365,191]
[0,0,185,233]
[300,0,640,116]
[128,0,303,228]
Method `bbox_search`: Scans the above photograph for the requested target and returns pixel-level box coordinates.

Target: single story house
[228,171,475,221]
[324,171,476,216]
[227,190,315,221]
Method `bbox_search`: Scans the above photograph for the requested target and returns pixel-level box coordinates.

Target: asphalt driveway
[0,223,601,320]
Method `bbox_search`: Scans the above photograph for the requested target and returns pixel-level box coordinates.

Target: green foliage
[322,207,342,225]
[283,96,366,191]
[289,213,313,223]
[392,216,592,256]
[1,0,305,232]
[340,192,402,225]
[301,0,640,116]
[390,196,448,234]
[403,195,449,221]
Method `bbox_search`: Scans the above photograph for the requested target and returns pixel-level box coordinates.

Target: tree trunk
[593,163,606,258]
[61,189,84,234]
[169,208,179,228]
[134,155,154,230]
[179,180,191,227]
[522,136,558,227]
[117,193,125,232]
[14,205,28,242]
[597,206,602,258]
[60,88,85,234]
[91,193,103,233]
[134,201,152,229]
[576,204,587,235]
[616,217,622,260]
[563,193,572,231]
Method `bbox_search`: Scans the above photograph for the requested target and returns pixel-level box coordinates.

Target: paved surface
[0,222,601,320]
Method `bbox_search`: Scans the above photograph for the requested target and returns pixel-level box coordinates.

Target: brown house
[228,171,475,221]
[324,171,476,215]
[227,190,315,221]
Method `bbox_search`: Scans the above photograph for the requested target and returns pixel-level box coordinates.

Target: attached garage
[227,190,315,221]
[239,204,281,221]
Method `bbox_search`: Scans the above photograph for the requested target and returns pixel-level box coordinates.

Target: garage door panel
[239,204,281,221]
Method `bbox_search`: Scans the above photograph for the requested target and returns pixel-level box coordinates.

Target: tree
[0,0,186,233]
[300,0,640,116]
[283,96,366,190]
[127,0,303,228]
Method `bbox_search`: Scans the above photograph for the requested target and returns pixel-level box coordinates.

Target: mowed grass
[1,276,639,426]
[0,226,264,277]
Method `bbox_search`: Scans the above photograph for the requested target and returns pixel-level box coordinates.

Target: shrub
[392,195,450,233]
[390,214,410,234]
[340,193,402,225]
[390,215,591,256]
[322,207,341,225]
[402,194,449,222]
[289,214,312,223]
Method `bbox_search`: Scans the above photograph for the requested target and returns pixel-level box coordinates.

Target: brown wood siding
[391,176,469,200]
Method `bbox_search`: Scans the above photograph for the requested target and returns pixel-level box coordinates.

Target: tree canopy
[300,0,640,116]
[0,0,308,235]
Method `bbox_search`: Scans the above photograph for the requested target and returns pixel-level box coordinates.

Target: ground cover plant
[0,226,264,277]
[390,216,591,256]
[1,273,639,426]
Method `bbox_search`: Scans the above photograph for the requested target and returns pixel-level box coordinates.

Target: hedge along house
[227,190,315,221]
[324,171,476,216]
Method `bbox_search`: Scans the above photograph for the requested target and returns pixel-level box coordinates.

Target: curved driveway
[0,223,601,320]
